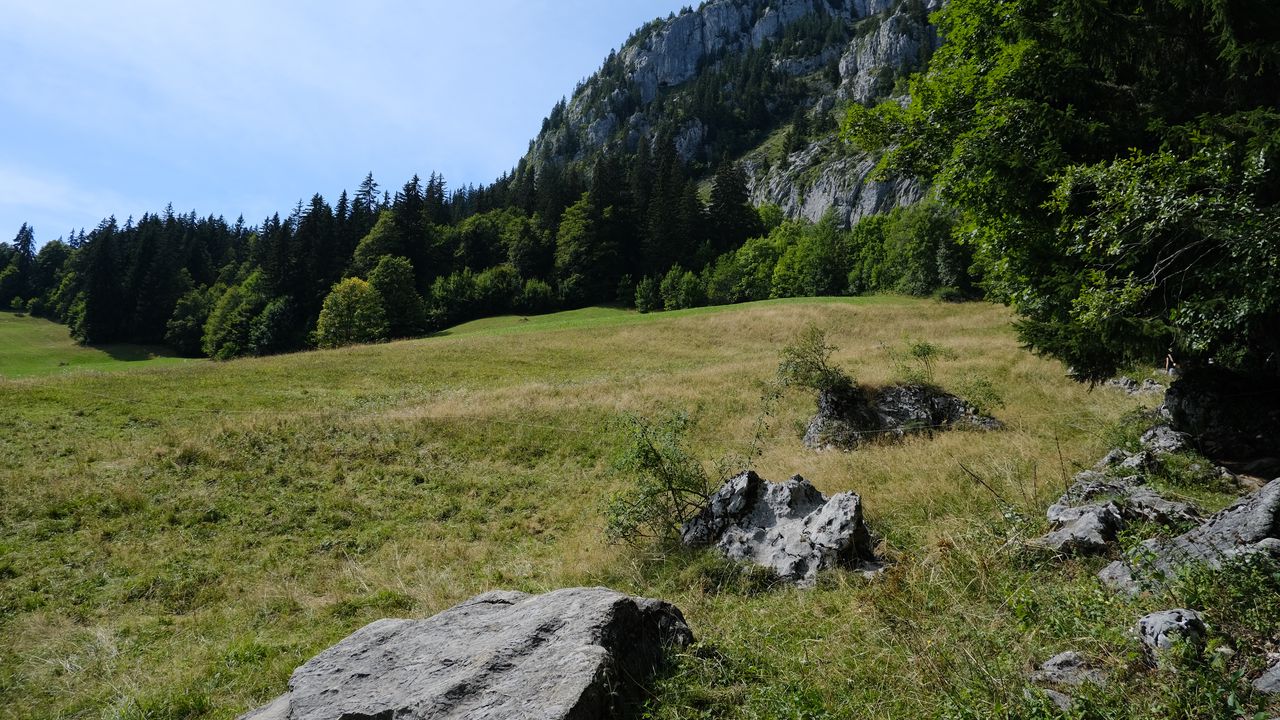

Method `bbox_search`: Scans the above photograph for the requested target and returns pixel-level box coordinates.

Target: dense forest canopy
[845,0,1280,380]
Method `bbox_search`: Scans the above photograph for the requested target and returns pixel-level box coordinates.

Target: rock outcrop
[682,471,880,586]
[1256,660,1280,695]
[238,588,693,720]
[1137,609,1207,655]
[1028,651,1109,711]
[528,0,942,228]
[803,383,1001,451]
[1100,479,1280,594]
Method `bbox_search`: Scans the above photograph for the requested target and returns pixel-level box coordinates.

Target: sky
[0,0,688,245]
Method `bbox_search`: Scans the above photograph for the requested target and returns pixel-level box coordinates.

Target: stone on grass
[1039,503,1125,554]
[1028,651,1109,711]
[1141,425,1193,455]
[682,471,878,586]
[803,384,1000,451]
[1255,660,1280,694]
[1137,609,1206,654]
[238,588,692,720]
[1100,479,1280,594]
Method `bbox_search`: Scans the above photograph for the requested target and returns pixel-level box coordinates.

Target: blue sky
[0,1,687,244]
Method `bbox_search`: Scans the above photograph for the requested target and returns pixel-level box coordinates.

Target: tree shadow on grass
[94,343,183,362]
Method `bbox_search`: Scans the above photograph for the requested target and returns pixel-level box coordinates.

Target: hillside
[5,297,1274,718]
[0,312,188,379]
[525,0,938,226]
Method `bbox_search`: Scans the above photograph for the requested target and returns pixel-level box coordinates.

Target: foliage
[634,276,661,313]
[604,412,712,549]
[659,265,704,311]
[844,0,1280,380]
[368,255,427,338]
[202,273,269,360]
[887,337,957,386]
[165,284,221,357]
[776,323,856,396]
[313,278,388,349]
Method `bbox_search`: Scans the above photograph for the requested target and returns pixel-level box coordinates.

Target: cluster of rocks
[238,470,885,719]
[1029,607,1280,710]
[1036,425,1200,554]
[239,588,692,720]
[804,383,1002,451]
[681,471,882,586]
[1104,376,1166,397]
[1100,478,1280,594]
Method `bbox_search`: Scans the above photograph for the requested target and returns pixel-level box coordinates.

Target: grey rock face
[238,588,692,720]
[681,471,878,586]
[1103,377,1166,397]
[1137,609,1207,653]
[1027,651,1108,710]
[803,383,1001,451]
[1141,425,1193,456]
[1100,479,1280,594]
[1038,465,1198,554]
[1040,503,1125,554]
[1255,660,1280,694]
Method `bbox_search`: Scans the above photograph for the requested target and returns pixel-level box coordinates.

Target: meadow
[1,298,1272,719]
[0,313,189,379]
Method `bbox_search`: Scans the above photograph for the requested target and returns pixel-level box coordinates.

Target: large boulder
[1100,479,1280,594]
[238,588,693,720]
[681,471,879,586]
[804,383,1001,451]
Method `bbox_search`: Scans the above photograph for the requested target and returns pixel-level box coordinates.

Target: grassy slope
[0,312,190,379]
[0,298,1269,719]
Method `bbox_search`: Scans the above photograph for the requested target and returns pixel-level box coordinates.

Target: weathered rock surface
[1104,376,1166,397]
[1037,467,1198,554]
[1028,651,1108,710]
[682,471,879,586]
[1141,425,1193,456]
[238,588,693,720]
[1100,479,1280,594]
[1137,609,1207,654]
[1255,659,1280,694]
[803,383,1001,451]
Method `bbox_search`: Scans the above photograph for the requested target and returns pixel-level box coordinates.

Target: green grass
[0,312,191,378]
[1,298,1273,720]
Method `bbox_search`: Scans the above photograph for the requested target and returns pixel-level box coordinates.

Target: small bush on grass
[604,412,713,550]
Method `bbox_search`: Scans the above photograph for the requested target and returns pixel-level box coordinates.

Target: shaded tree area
[7,145,787,356]
[844,0,1280,380]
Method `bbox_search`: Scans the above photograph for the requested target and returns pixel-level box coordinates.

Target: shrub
[634,276,661,313]
[776,324,856,396]
[314,278,387,349]
[604,412,712,549]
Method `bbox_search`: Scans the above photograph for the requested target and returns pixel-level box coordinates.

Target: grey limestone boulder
[1040,503,1125,554]
[238,588,693,720]
[803,383,1001,451]
[1137,609,1207,654]
[1038,469,1197,554]
[681,471,879,586]
[1255,659,1280,694]
[1100,479,1280,594]
[1028,651,1109,711]
[1141,425,1193,456]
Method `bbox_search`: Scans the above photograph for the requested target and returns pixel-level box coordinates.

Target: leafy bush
[313,278,387,349]
[887,338,957,386]
[776,324,856,396]
[604,412,712,549]
[634,276,661,313]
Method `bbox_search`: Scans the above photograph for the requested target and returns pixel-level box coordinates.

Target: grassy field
[1,297,1273,719]
[0,312,191,379]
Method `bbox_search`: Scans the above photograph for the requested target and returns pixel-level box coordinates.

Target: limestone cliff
[526,0,941,226]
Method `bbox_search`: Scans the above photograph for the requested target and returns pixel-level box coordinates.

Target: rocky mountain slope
[527,0,941,226]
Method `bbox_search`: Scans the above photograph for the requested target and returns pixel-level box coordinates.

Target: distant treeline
[0,141,971,359]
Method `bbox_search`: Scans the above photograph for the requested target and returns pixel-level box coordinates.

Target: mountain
[525,0,941,226]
